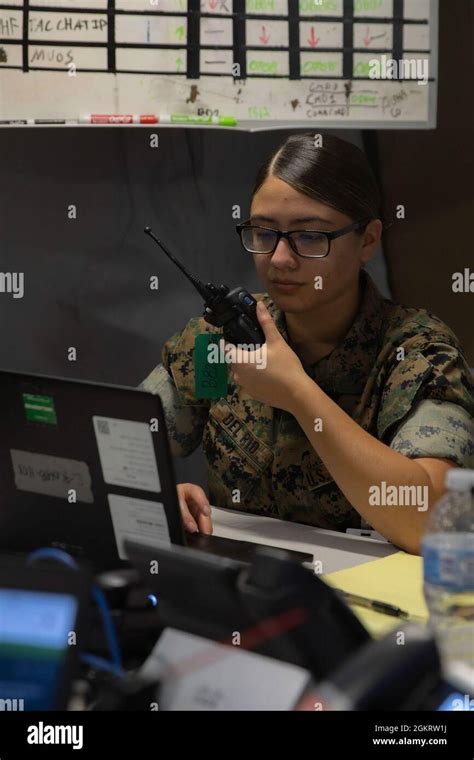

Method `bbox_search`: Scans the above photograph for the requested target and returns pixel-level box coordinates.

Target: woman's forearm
[287,373,436,554]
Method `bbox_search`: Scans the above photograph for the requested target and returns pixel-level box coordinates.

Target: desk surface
[212,507,397,574]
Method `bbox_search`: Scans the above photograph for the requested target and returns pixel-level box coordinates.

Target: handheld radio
[144,226,265,346]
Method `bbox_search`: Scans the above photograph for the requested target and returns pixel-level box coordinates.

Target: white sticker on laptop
[10,449,94,503]
[93,416,160,492]
[108,494,171,560]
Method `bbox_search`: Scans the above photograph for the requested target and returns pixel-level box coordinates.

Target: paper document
[325,552,429,637]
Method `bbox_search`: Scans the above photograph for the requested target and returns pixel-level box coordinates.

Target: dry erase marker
[34,119,78,124]
[0,119,77,125]
[80,114,159,124]
[158,114,237,126]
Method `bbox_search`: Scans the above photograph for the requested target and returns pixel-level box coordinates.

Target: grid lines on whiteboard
[0,0,432,81]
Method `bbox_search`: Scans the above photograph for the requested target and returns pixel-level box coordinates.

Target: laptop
[0,370,312,570]
[0,563,89,710]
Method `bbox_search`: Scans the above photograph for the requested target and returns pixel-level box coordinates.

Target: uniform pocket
[297,446,334,491]
[377,352,433,441]
[202,399,274,503]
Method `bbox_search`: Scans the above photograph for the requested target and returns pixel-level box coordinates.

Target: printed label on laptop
[108,494,171,560]
[22,393,57,425]
[93,416,161,492]
[10,449,94,503]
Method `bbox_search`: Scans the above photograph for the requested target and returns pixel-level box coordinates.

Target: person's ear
[359,219,383,264]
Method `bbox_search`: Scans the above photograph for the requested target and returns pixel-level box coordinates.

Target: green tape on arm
[194,334,228,399]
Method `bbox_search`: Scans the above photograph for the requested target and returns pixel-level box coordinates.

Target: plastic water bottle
[422,468,474,668]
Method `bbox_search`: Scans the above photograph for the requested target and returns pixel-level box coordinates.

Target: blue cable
[26,547,123,672]
[27,547,80,570]
[91,586,122,670]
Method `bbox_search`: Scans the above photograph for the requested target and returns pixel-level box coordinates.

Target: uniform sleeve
[389,399,474,468]
[139,322,212,457]
[377,340,474,444]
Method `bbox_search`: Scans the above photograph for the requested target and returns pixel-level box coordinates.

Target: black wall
[0,126,389,384]
[0,126,389,484]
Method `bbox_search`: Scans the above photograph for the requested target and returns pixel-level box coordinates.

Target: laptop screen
[0,588,78,710]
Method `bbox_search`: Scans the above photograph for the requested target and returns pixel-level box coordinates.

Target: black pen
[341,591,409,619]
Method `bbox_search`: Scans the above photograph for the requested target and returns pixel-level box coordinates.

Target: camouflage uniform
[141,271,474,531]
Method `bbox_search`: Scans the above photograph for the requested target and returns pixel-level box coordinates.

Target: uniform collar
[266,270,387,396]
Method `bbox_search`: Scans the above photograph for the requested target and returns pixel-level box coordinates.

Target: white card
[10,449,93,503]
[93,416,160,492]
[141,628,311,711]
[108,494,171,560]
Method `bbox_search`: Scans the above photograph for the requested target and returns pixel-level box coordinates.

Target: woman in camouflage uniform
[142,133,473,554]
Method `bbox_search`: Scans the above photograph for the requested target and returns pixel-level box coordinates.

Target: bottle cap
[446,468,474,491]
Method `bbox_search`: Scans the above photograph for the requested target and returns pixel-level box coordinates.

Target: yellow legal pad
[325,552,429,637]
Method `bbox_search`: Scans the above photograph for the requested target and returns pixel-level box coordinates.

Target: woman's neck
[285,279,362,365]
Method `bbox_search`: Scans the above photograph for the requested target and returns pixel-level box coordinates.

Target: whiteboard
[0,0,438,129]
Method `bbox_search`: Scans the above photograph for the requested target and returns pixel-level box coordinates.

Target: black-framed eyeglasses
[235,219,370,259]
